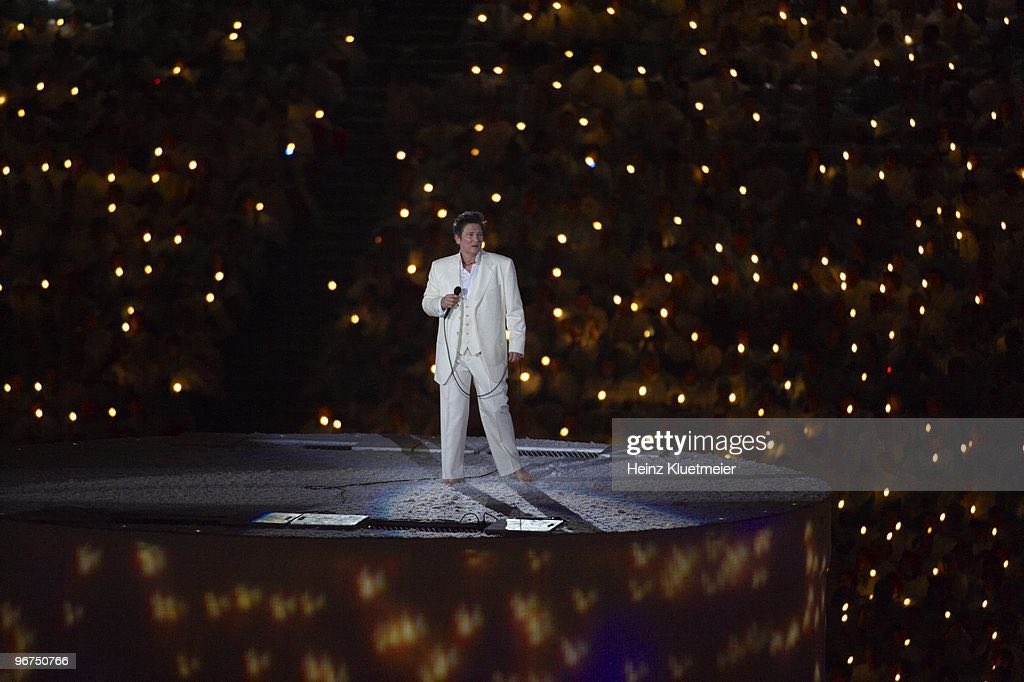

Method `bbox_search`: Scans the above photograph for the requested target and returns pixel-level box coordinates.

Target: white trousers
[440,349,523,479]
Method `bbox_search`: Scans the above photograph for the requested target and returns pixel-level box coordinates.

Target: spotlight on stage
[485,518,563,534]
[252,512,368,528]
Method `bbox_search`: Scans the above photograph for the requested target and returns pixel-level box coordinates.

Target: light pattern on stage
[0,503,826,678]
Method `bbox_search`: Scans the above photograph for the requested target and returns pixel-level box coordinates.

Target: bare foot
[512,468,533,482]
[442,477,465,485]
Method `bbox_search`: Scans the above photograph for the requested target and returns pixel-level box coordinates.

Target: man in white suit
[421,211,533,484]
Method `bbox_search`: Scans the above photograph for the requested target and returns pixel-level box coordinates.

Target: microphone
[443,286,462,319]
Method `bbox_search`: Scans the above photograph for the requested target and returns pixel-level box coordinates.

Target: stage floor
[0,433,831,679]
[0,432,828,538]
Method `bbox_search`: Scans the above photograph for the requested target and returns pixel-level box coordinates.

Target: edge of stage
[0,433,831,678]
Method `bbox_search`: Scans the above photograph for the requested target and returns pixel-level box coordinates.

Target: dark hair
[453,210,486,236]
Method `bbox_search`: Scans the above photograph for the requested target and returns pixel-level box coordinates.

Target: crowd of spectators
[319,0,1024,677]
[0,0,362,439]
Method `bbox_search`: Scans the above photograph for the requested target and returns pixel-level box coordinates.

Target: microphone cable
[442,289,509,399]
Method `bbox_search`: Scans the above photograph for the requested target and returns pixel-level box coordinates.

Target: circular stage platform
[0,433,830,679]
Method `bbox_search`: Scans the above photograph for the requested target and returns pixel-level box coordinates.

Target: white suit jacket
[421,250,526,386]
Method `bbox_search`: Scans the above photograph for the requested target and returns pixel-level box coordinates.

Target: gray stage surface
[0,433,831,679]
[0,432,827,538]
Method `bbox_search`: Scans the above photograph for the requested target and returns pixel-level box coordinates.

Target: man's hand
[441,294,460,310]
[508,352,523,363]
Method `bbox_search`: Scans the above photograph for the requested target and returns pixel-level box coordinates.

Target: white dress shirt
[435,251,481,315]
